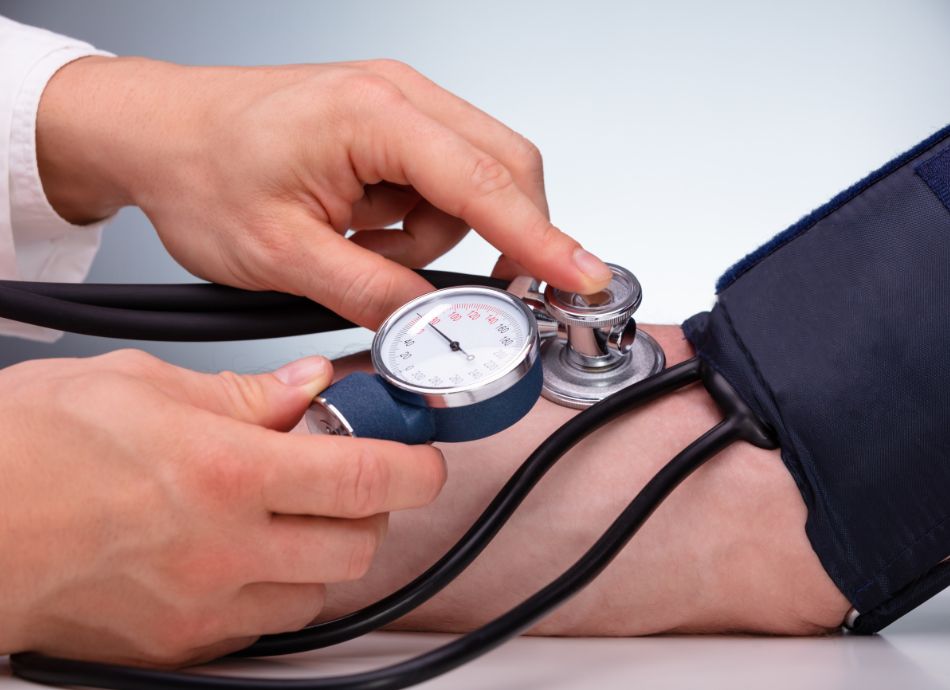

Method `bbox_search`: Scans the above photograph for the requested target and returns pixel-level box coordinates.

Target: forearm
[314,325,851,636]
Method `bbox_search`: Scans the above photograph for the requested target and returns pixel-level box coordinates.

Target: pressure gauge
[306,286,542,444]
[373,286,539,408]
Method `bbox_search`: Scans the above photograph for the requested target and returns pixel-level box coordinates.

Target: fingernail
[273,356,330,387]
[573,247,613,284]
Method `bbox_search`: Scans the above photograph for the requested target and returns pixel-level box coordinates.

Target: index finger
[357,103,612,295]
[355,59,551,219]
[251,430,448,518]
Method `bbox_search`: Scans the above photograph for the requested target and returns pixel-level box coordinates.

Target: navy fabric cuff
[683,124,950,628]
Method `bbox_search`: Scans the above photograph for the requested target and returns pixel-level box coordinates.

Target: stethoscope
[1,265,777,690]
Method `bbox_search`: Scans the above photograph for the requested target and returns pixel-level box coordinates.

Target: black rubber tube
[0,280,315,311]
[237,357,703,656]
[0,286,354,341]
[0,271,511,341]
[0,271,510,341]
[10,359,747,690]
[0,271,507,320]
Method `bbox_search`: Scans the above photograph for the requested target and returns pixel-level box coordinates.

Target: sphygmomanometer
[6,121,950,689]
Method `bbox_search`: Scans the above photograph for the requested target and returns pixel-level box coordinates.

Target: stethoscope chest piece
[533,264,665,409]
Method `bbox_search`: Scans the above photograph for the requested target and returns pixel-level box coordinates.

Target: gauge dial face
[377,290,532,392]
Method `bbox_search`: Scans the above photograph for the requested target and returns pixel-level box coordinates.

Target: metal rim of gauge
[306,396,355,436]
[371,285,541,409]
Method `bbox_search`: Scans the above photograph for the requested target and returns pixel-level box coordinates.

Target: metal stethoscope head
[510,264,666,409]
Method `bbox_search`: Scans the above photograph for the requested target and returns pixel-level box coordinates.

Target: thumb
[164,356,333,431]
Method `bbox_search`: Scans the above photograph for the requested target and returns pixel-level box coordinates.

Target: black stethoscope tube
[0,286,351,341]
[0,271,508,341]
[11,357,777,690]
[0,280,313,311]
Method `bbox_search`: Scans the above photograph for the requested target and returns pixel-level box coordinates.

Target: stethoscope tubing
[0,271,508,341]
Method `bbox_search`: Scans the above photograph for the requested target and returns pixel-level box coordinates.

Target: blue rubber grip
[317,372,436,445]
[319,357,542,444]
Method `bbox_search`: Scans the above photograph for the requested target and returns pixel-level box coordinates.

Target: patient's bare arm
[310,325,851,636]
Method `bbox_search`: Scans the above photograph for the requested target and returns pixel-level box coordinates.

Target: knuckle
[56,352,166,412]
[193,448,259,509]
[165,541,239,594]
[165,425,259,512]
[296,584,328,627]
[366,58,417,79]
[345,524,383,580]
[345,71,407,112]
[469,156,517,199]
[338,446,390,517]
[535,219,567,252]
[505,217,561,268]
[333,262,399,326]
[534,217,562,244]
[511,134,544,176]
[278,583,328,632]
[244,222,303,275]
[215,369,269,416]
[420,449,448,504]
[99,348,165,379]
[144,611,221,665]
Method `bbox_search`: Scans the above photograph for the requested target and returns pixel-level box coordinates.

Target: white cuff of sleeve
[3,46,116,343]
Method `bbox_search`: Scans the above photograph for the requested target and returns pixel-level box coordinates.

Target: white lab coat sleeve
[0,16,116,342]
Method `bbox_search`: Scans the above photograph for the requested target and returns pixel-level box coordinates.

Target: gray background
[1,0,949,374]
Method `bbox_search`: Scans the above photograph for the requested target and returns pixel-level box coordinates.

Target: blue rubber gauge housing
[305,285,542,444]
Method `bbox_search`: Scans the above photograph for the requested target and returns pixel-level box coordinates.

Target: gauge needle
[418,313,475,361]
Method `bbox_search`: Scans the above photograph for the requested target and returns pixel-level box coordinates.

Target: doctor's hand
[35,56,613,329]
[0,352,445,668]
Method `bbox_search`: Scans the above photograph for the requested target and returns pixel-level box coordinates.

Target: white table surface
[4,588,950,690]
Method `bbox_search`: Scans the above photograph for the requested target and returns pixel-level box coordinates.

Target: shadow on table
[1,630,946,690]
[181,631,950,690]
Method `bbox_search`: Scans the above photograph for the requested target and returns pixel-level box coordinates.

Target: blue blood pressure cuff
[682,124,950,633]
